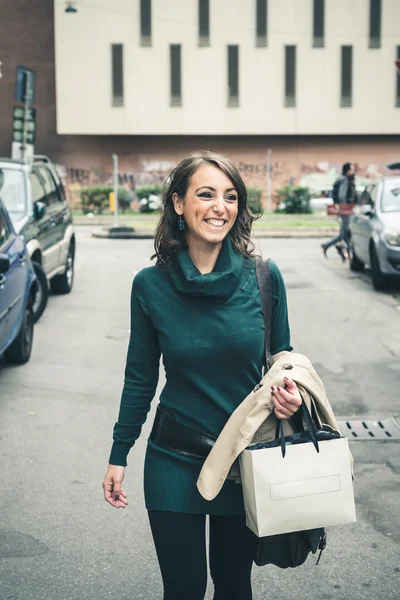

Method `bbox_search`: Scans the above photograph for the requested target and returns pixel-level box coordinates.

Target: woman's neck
[187,238,223,274]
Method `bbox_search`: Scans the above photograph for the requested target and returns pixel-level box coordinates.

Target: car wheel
[349,245,365,272]
[32,262,49,323]
[50,244,74,294]
[370,245,390,291]
[4,300,34,364]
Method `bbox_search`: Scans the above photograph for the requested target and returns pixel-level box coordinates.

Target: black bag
[254,528,326,568]
[254,259,328,568]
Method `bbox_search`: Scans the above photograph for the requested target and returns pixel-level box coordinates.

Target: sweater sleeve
[269,260,293,355]
[109,271,161,466]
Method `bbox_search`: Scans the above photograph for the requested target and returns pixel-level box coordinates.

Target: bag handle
[255,259,272,373]
[256,259,318,457]
[278,401,320,458]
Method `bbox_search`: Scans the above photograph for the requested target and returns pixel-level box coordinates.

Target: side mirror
[34,201,46,220]
[0,253,10,275]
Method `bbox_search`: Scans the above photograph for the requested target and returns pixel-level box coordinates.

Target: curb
[89,227,338,240]
[91,230,154,239]
[75,216,338,240]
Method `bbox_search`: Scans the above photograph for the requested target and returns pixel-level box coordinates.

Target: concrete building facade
[1,0,400,201]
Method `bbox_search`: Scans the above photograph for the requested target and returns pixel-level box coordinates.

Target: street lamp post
[112,153,119,228]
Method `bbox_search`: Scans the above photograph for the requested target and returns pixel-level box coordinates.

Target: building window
[256,0,267,47]
[227,45,239,106]
[396,47,400,107]
[284,46,296,107]
[170,45,182,106]
[140,0,152,46]
[199,0,210,46]
[341,46,353,107]
[111,44,124,106]
[369,0,381,48]
[313,0,324,48]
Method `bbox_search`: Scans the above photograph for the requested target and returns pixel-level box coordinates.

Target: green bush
[247,187,264,216]
[275,185,312,214]
[134,184,163,213]
[134,184,163,200]
[80,186,133,214]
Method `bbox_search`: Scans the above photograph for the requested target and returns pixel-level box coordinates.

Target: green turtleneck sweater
[109,239,292,514]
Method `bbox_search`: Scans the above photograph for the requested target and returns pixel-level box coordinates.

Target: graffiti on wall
[57,157,398,208]
[59,159,175,189]
[57,159,177,207]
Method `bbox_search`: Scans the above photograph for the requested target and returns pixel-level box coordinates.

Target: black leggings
[148,510,257,600]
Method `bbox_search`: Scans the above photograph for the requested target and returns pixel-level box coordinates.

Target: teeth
[205,219,225,227]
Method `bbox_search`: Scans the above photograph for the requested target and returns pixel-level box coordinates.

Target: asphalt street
[1,230,400,600]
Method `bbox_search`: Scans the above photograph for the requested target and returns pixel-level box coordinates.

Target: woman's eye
[199,192,213,199]
[226,195,238,202]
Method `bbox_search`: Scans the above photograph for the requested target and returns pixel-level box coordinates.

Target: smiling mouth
[203,218,227,228]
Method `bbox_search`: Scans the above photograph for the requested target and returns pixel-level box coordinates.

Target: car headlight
[383,231,400,246]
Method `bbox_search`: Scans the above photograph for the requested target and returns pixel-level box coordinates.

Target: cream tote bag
[239,405,356,538]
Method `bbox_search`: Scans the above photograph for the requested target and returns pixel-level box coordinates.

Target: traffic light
[12,106,36,144]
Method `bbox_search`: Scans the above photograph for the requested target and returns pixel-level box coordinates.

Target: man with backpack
[321,163,357,261]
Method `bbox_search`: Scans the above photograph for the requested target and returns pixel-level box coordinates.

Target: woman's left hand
[271,376,302,419]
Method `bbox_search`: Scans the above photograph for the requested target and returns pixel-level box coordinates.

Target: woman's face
[172,164,239,247]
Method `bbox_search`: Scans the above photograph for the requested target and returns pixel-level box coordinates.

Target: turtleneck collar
[169,237,252,302]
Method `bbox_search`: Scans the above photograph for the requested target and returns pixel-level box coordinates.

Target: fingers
[272,394,293,419]
[271,382,302,420]
[282,376,298,394]
[102,466,128,509]
[104,487,128,509]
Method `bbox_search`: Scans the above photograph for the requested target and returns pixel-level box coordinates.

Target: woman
[102,151,302,600]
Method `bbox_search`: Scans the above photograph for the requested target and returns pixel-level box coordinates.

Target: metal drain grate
[336,417,400,440]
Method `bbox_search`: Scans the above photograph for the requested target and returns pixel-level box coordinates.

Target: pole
[267,148,272,212]
[113,153,118,227]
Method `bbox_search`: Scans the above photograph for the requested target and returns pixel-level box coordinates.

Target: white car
[349,176,400,290]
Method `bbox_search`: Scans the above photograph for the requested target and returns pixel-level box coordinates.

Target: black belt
[150,405,217,460]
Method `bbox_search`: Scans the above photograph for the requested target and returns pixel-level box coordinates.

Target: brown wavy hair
[152,150,260,267]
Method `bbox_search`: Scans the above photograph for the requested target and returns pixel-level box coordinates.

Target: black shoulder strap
[255,259,272,372]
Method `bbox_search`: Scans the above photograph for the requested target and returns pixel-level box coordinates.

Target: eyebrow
[195,186,237,193]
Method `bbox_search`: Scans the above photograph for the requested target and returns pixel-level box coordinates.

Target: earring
[178,215,185,231]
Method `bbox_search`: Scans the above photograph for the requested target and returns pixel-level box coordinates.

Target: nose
[212,195,226,214]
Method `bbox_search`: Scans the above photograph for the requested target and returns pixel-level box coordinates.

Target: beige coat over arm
[197,351,349,501]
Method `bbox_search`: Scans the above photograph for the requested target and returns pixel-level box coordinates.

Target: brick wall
[1,0,399,206]
[57,134,400,206]
[0,0,63,157]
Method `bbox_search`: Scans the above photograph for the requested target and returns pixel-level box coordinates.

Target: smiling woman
[171,165,240,272]
[103,150,297,600]
[152,150,257,268]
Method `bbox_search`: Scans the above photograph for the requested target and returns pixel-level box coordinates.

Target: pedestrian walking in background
[102,151,302,600]
[321,162,358,261]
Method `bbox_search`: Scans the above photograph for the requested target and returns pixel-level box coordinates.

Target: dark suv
[0,156,76,321]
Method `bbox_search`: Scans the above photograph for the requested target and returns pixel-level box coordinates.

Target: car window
[30,170,48,206]
[0,208,12,249]
[369,185,378,208]
[37,167,59,206]
[381,183,400,213]
[360,187,372,205]
[0,168,27,219]
[48,166,66,203]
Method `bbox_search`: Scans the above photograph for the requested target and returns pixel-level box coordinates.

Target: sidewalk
[73,213,339,239]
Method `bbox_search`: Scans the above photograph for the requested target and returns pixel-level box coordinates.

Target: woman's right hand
[102,465,128,508]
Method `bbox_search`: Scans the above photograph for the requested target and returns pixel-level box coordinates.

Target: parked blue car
[0,198,37,364]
